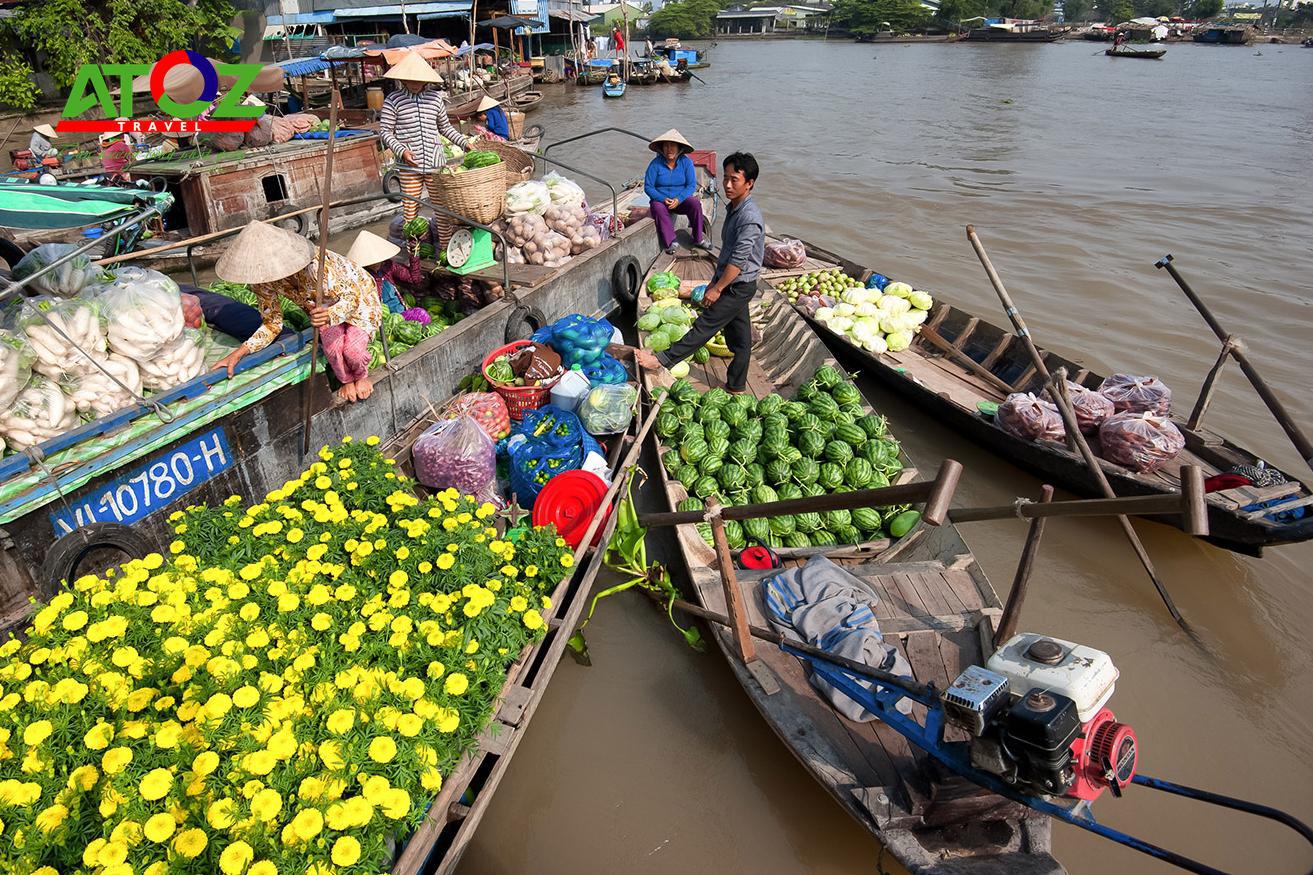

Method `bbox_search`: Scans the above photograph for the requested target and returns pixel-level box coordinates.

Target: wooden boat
[636,254,1062,874]
[962,24,1063,42]
[766,239,1313,555]
[510,89,543,112]
[1106,46,1166,58]
[602,79,627,98]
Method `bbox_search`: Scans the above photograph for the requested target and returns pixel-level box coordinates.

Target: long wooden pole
[994,485,1053,646]
[966,225,1186,626]
[1156,254,1313,472]
[299,87,342,458]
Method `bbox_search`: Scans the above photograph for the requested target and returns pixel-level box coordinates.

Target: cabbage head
[830,316,854,334]
[852,316,881,339]
[908,290,934,310]
[661,305,692,326]
[815,307,835,322]
[670,360,690,378]
[862,334,889,354]
[879,315,903,335]
[854,302,879,318]
[841,288,874,306]
[885,330,913,352]
[646,328,672,352]
[906,308,929,326]
[884,281,913,298]
[879,295,912,315]
[667,323,690,341]
[637,312,663,332]
[834,302,856,317]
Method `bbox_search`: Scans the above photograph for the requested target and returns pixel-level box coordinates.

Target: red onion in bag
[1098,412,1185,473]
[1098,373,1172,415]
[1049,380,1115,434]
[997,392,1066,443]
[411,416,497,499]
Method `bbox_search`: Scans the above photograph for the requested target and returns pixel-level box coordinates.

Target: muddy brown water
[451,40,1312,875]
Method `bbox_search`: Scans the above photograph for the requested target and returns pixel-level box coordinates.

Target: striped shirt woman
[379,82,473,223]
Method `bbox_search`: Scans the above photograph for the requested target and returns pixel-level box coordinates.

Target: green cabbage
[884,281,913,298]
[637,312,663,332]
[908,290,934,310]
[885,330,913,352]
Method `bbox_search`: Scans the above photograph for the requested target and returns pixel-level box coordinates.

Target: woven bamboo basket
[479,140,535,182]
[507,110,525,141]
[431,161,507,226]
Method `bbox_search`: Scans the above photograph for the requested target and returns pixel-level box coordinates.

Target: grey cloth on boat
[761,555,914,722]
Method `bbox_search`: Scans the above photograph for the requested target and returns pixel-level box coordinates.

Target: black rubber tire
[0,236,26,271]
[611,255,641,309]
[38,522,154,596]
[147,175,168,194]
[504,304,546,343]
[524,123,545,142]
[383,169,402,199]
[271,211,307,237]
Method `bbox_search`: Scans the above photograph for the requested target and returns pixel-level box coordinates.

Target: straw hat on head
[385,53,441,84]
[476,96,500,113]
[346,230,400,268]
[33,124,57,139]
[649,128,693,155]
[215,221,314,285]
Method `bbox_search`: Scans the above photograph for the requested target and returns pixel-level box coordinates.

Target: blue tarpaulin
[278,56,332,77]
[290,130,373,140]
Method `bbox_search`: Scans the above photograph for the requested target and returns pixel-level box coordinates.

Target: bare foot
[355,376,374,400]
[336,382,359,403]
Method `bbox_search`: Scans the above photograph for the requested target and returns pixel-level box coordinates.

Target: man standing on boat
[637,152,764,394]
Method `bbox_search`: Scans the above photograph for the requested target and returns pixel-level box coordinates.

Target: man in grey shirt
[640,152,764,392]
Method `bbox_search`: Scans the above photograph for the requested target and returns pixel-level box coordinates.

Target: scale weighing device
[444,227,497,275]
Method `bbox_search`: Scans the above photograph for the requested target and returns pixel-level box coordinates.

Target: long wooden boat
[510,90,544,112]
[765,239,1312,555]
[1106,46,1166,58]
[636,253,1062,874]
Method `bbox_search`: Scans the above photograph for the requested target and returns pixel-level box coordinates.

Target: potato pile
[501,212,574,268]
[544,204,602,255]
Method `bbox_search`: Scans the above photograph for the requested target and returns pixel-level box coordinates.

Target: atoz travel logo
[56,50,269,136]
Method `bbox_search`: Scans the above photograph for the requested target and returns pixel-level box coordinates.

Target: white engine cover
[987,633,1119,722]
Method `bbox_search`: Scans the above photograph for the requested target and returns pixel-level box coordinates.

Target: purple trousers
[650,197,704,249]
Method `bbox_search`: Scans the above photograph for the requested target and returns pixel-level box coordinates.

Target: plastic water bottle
[550,365,591,412]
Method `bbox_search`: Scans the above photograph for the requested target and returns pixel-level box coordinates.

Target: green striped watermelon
[681,421,704,441]
[814,365,844,389]
[832,382,861,406]
[851,507,883,533]
[777,483,803,501]
[699,455,723,477]
[680,439,708,464]
[743,517,770,542]
[705,420,731,442]
[721,404,747,428]
[706,437,730,459]
[752,485,778,505]
[768,515,796,536]
[678,497,702,513]
[718,464,746,491]
[811,530,838,547]
[766,459,792,486]
[724,519,746,549]
[781,401,808,421]
[824,441,855,465]
[693,477,720,498]
[793,458,820,485]
[777,446,803,465]
[819,463,845,490]
[832,524,861,545]
[795,512,823,533]
[798,430,825,459]
[695,522,715,547]
[783,532,811,549]
[834,423,867,446]
[656,412,680,438]
[845,458,875,488]
[729,439,758,465]
[821,508,852,529]
[746,463,766,488]
[756,393,784,416]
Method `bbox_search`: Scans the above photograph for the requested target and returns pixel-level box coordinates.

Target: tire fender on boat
[383,169,402,199]
[38,522,155,598]
[504,303,546,343]
[611,255,641,308]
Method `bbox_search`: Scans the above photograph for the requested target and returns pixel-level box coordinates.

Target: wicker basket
[431,161,507,225]
[483,340,562,420]
[480,139,535,182]
[507,110,525,141]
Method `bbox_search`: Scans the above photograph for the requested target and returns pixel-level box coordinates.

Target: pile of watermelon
[656,365,916,550]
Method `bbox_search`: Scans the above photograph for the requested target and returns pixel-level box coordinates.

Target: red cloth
[613,30,625,49]
[321,323,371,383]
[374,254,425,292]
[101,140,131,174]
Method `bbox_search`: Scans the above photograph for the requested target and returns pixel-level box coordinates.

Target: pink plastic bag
[411,415,497,499]
[1050,381,1115,434]
[997,392,1066,443]
[1098,374,1172,416]
[442,392,511,440]
[1098,412,1185,473]
[764,238,807,269]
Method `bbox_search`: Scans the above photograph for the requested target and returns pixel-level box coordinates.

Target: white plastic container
[550,365,591,412]
[986,633,1119,723]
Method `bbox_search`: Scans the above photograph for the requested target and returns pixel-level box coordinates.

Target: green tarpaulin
[0,183,173,231]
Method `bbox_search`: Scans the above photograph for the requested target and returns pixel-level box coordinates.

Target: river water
[454,38,1313,875]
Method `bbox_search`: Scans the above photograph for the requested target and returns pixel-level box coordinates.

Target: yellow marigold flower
[219,840,254,874]
[510,595,528,612]
[142,552,163,570]
[394,545,410,560]
[62,609,88,630]
[289,807,324,841]
[239,562,262,581]
[232,686,260,709]
[286,527,305,543]
[204,692,233,720]
[22,720,52,746]
[174,827,208,858]
[436,553,455,570]
[144,811,176,842]
[154,721,182,749]
[207,798,236,829]
[389,569,408,587]
[326,708,355,735]
[368,735,397,763]
[311,612,333,632]
[250,862,278,875]
[169,539,186,554]
[561,553,574,567]
[525,564,539,578]
[102,746,132,774]
[319,739,345,771]
[422,768,444,791]
[380,786,411,820]
[367,434,380,445]
[68,764,99,792]
[98,839,129,867]
[245,750,276,776]
[397,713,423,737]
[251,788,282,821]
[444,672,469,696]
[139,768,173,801]
[436,708,460,733]
[332,835,362,867]
[35,803,67,833]
[523,609,545,631]
[239,602,260,622]
[193,751,219,776]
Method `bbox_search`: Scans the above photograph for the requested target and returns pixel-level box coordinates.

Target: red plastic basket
[482,340,562,420]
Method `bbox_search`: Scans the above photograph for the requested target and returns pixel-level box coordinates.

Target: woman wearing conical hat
[212,222,383,403]
[643,129,709,255]
[379,53,477,224]
[29,124,58,159]
[346,230,424,315]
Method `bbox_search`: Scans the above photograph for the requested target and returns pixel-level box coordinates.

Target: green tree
[831,0,931,34]
[647,0,723,38]
[937,0,992,26]
[11,0,238,92]
[1131,0,1174,17]
[1110,0,1134,20]
[995,0,1054,17]
[1061,0,1093,22]
[1185,0,1222,16]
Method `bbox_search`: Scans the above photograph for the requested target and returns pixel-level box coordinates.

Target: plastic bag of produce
[764,238,807,269]
[442,392,511,440]
[578,383,636,435]
[524,229,572,266]
[505,180,551,216]
[502,213,548,248]
[544,203,586,236]
[507,405,600,507]
[647,271,680,298]
[1098,373,1172,416]
[582,353,628,386]
[508,341,562,383]
[18,297,107,379]
[543,171,586,208]
[1099,412,1185,473]
[11,244,106,298]
[243,114,274,148]
[97,266,185,360]
[65,354,141,418]
[996,392,1066,443]
[0,376,80,451]
[1050,380,1115,434]
[411,415,498,499]
[0,330,33,410]
[137,328,209,391]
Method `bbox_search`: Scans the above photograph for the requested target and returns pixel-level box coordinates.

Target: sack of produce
[11,243,106,298]
[647,271,681,301]
[508,341,562,383]
[442,392,511,440]
[764,237,807,269]
[582,353,628,386]
[1050,380,1115,434]
[136,328,209,391]
[1098,373,1172,416]
[411,415,498,499]
[18,297,107,380]
[243,114,274,148]
[542,171,586,208]
[0,376,80,451]
[996,392,1066,443]
[98,266,185,360]
[545,204,602,254]
[64,354,141,418]
[1099,411,1185,473]
[0,330,33,409]
[508,405,599,507]
[502,213,547,249]
[578,383,637,435]
[524,229,572,267]
[505,180,551,216]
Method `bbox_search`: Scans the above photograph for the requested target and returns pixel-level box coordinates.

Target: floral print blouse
[247,251,382,353]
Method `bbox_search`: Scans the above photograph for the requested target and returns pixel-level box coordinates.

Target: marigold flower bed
[0,436,574,874]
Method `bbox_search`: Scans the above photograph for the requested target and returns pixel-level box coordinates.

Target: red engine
[1068,708,1139,801]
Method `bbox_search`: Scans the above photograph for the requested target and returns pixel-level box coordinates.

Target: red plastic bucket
[531,470,611,549]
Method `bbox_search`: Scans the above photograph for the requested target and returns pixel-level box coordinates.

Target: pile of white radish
[0,331,33,410]
[100,267,187,361]
[137,329,207,391]
[0,377,80,451]
[20,300,106,379]
[66,355,142,418]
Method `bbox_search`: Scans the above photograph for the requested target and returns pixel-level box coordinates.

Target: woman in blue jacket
[476,96,511,140]
[644,129,708,254]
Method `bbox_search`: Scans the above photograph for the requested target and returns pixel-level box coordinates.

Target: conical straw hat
[346,230,400,268]
[215,222,314,284]
[476,95,501,113]
[648,128,693,154]
[385,53,442,84]
[33,124,57,139]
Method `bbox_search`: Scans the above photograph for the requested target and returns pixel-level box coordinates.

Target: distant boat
[1106,46,1167,58]
[1192,24,1254,45]
[961,20,1064,42]
[602,79,626,98]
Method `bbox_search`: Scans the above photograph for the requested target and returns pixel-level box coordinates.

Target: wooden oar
[966,225,1187,627]
[299,87,342,458]
[1156,254,1313,472]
